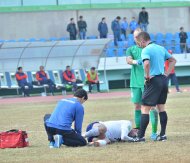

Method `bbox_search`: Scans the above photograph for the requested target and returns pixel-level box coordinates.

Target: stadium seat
[28,38,37,42]
[108,41,115,48]
[173,32,180,39]
[0,40,5,43]
[0,72,8,89]
[149,33,155,41]
[127,34,133,40]
[18,38,26,42]
[59,37,69,41]
[49,37,58,41]
[39,38,46,42]
[165,33,173,40]
[127,40,135,47]
[117,48,125,57]
[117,41,125,48]
[6,40,16,42]
[86,35,98,39]
[156,33,164,40]
[120,34,126,41]
[175,45,181,54]
[106,48,116,57]
[5,72,20,94]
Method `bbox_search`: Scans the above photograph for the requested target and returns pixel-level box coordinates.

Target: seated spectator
[129,17,138,34]
[15,67,33,97]
[36,66,56,95]
[63,66,82,92]
[86,67,100,93]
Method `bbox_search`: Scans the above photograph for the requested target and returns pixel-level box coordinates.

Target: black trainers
[156,135,167,141]
[128,137,145,142]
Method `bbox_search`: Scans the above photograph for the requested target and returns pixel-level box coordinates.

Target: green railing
[0,0,190,12]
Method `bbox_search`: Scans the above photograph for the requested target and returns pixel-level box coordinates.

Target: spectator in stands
[165,50,182,93]
[111,16,121,46]
[121,17,128,40]
[138,7,149,32]
[36,66,56,95]
[15,67,33,97]
[179,27,188,53]
[77,16,87,40]
[86,67,100,93]
[67,18,77,40]
[129,17,138,34]
[63,65,82,92]
[98,17,108,39]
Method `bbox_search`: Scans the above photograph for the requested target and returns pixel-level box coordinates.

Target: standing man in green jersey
[126,28,158,140]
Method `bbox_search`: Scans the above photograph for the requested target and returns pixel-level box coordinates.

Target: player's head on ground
[74,89,88,104]
[128,128,139,138]
[133,28,142,44]
[17,66,23,73]
[86,122,107,142]
[136,31,151,48]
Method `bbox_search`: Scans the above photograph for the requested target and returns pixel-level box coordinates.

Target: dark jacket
[98,22,108,35]
[111,20,121,33]
[67,23,77,35]
[179,32,188,43]
[77,20,87,32]
[138,11,149,24]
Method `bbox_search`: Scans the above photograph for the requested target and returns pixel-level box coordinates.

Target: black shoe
[156,135,167,141]
[128,137,145,142]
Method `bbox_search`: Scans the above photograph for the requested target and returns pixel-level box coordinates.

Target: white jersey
[99,120,132,142]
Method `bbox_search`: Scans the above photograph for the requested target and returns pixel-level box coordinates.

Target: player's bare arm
[164,57,176,76]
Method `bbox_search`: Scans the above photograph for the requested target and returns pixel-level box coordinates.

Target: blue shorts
[86,121,99,142]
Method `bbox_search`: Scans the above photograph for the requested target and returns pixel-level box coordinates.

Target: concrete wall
[0,7,189,39]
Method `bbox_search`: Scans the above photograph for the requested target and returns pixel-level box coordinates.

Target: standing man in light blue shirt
[134,32,176,142]
[44,89,88,148]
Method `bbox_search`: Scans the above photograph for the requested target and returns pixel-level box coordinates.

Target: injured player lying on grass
[83,120,139,147]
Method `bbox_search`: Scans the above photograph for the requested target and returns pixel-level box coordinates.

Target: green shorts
[131,87,144,104]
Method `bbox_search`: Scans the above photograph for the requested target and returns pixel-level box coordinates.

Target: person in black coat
[138,7,149,32]
[179,27,188,53]
[98,17,108,39]
[67,18,77,40]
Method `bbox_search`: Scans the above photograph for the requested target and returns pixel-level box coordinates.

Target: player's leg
[156,76,168,141]
[150,108,158,140]
[131,88,142,129]
[43,114,55,148]
[62,130,87,147]
[137,77,162,141]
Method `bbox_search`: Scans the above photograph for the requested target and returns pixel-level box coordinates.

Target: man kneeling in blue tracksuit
[44,89,88,148]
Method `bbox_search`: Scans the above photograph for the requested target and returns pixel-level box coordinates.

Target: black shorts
[142,75,168,106]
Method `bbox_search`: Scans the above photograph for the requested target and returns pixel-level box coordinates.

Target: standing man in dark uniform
[138,7,149,32]
[111,16,121,46]
[98,17,108,39]
[77,16,87,40]
[134,32,176,142]
[67,18,77,40]
[179,27,188,53]
[15,67,33,97]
